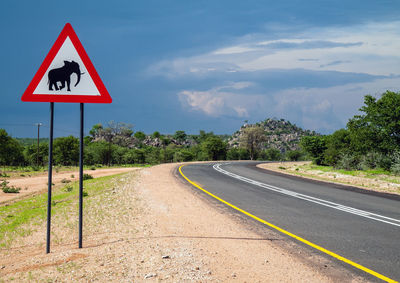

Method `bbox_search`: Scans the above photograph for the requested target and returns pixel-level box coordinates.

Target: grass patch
[0,173,127,248]
[0,164,149,179]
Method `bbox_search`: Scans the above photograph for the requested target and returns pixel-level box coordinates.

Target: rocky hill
[228,118,318,152]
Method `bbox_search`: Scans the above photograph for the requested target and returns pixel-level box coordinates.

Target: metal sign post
[79,103,84,248]
[46,102,54,254]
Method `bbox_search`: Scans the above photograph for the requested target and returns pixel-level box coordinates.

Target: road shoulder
[257,161,400,198]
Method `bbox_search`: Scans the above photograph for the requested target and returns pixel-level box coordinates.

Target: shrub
[337,153,359,170]
[359,151,382,170]
[1,180,21,193]
[65,185,73,192]
[61,178,71,183]
[83,174,93,180]
[391,151,400,175]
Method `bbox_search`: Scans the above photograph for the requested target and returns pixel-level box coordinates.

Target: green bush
[1,180,21,193]
[390,151,400,175]
[65,185,73,192]
[83,174,94,180]
[337,153,359,170]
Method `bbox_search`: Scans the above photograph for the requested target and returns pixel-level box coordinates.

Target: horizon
[1,1,400,138]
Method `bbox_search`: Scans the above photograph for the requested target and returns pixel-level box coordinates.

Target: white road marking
[213,163,400,228]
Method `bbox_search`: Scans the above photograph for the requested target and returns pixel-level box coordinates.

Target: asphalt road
[180,161,400,282]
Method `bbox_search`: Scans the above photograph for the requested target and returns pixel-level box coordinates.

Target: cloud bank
[148,21,400,133]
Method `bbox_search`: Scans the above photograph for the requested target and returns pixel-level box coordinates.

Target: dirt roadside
[0,163,366,282]
[0,167,140,204]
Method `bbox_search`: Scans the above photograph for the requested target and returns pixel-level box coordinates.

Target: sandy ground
[0,167,139,204]
[257,161,400,195]
[0,163,366,282]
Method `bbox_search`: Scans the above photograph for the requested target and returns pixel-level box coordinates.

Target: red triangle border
[21,23,112,103]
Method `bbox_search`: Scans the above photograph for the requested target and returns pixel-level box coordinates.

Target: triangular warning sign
[22,23,112,103]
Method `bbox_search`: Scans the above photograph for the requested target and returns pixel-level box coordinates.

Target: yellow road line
[179,164,398,283]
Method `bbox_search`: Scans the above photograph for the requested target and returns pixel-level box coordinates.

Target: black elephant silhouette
[48,60,83,91]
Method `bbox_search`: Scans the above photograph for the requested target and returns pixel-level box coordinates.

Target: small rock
[162,255,170,259]
[1,265,5,269]
[232,273,237,278]
[144,273,157,279]
[195,267,200,270]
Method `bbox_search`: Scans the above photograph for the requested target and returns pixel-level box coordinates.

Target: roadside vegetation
[0,122,306,178]
[2,90,399,178]
[300,91,400,175]
[0,173,127,248]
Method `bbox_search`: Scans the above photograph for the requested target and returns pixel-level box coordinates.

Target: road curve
[179,161,400,282]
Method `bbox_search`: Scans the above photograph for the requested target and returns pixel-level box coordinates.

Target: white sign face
[33,37,100,96]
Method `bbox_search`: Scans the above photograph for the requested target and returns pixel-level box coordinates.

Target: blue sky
[1,1,400,137]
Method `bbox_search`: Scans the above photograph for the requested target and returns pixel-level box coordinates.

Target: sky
[1,0,400,138]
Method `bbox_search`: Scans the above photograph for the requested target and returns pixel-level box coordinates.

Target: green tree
[89,123,103,138]
[285,150,303,161]
[173,149,195,162]
[347,91,400,154]
[85,141,111,165]
[134,131,146,141]
[324,129,351,166]
[0,129,25,167]
[300,135,327,165]
[152,131,161,139]
[24,143,48,166]
[260,148,282,161]
[53,136,79,166]
[173,130,187,142]
[202,136,227,160]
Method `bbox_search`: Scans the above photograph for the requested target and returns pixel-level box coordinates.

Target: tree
[300,135,327,165]
[285,150,303,161]
[173,131,187,142]
[198,130,214,143]
[239,126,266,160]
[347,91,400,154]
[173,149,195,162]
[260,148,282,161]
[53,136,79,166]
[201,136,227,160]
[25,143,48,166]
[324,129,351,166]
[152,131,161,139]
[89,123,103,138]
[134,131,146,141]
[0,129,25,167]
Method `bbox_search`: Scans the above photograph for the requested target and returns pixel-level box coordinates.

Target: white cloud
[149,21,400,77]
[179,76,400,133]
[213,46,259,55]
[178,82,265,118]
